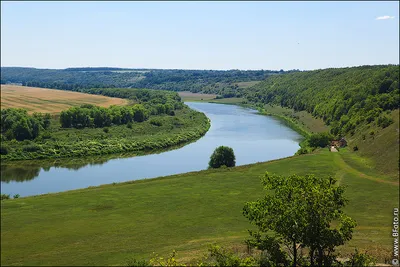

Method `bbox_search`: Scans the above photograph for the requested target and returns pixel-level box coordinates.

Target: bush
[209,146,236,168]
[344,249,376,266]
[149,118,163,126]
[125,258,151,267]
[296,146,312,155]
[353,145,359,151]
[103,127,109,133]
[41,132,52,140]
[126,122,133,129]
[377,114,393,128]
[22,144,42,152]
[1,194,10,200]
[0,145,9,155]
[13,194,20,199]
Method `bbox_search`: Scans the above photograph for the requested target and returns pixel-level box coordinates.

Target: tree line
[1,67,300,96]
[59,104,150,129]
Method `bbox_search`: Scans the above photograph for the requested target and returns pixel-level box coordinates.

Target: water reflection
[1,142,192,183]
[1,165,40,183]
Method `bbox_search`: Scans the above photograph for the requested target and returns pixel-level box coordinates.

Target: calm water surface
[1,102,302,197]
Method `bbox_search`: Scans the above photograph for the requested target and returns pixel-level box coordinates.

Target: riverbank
[1,149,396,266]
[0,106,210,162]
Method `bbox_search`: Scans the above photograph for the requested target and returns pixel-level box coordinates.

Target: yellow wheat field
[0,85,129,114]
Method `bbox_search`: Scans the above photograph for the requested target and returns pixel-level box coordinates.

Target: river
[0,102,302,197]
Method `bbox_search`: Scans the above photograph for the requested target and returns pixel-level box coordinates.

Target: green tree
[308,132,333,148]
[12,117,32,141]
[243,172,356,266]
[208,146,236,168]
[133,105,149,122]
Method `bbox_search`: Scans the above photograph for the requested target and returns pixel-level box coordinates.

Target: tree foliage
[244,65,399,136]
[243,172,356,266]
[308,132,333,148]
[1,109,51,141]
[208,146,236,168]
[59,104,150,129]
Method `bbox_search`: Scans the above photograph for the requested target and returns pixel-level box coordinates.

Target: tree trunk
[317,247,323,266]
[293,240,297,267]
[309,248,315,267]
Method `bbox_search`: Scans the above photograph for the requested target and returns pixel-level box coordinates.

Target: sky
[1,1,399,71]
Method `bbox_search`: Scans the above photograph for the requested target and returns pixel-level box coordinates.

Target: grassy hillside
[1,149,398,266]
[346,109,399,179]
[243,65,399,178]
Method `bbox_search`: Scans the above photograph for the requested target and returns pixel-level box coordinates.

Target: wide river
[1,102,302,197]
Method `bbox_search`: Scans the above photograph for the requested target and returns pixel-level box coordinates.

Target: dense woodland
[0,88,210,161]
[243,65,399,137]
[0,67,298,96]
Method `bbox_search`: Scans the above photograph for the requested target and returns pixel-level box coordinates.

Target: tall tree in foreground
[243,172,356,266]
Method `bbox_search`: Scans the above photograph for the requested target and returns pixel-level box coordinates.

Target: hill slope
[243,65,399,178]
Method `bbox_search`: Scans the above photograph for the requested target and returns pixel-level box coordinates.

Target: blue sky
[1,1,399,70]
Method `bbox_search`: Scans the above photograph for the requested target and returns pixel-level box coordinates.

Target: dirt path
[332,153,399,186]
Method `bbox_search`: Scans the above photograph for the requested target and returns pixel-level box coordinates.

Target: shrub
[22,144,42,152]
[353,145,359,151]
[125,258,151,267]
[1,194,10,200]
[209,146,236,168]
[296,146,312,155]
[103,127,109,133]
[149,118,163,127]
[377,114,393,128]
[0,145,9,155]
[344,249,376,266]
[41,132,52,140]
[13,194,20,199]
[126,122,133,129]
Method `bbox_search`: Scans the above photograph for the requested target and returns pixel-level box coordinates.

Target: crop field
[0,85,129,114]
[178,91,217,101]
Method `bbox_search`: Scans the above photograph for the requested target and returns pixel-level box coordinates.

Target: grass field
[0,85,129,114]
[260,104,330,133]
[1,149,398,266]
[346,109,399,180]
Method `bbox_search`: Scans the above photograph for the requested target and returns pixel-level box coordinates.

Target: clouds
[375,15,395,20]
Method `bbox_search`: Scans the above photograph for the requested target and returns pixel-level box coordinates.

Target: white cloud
[376,15,395,20]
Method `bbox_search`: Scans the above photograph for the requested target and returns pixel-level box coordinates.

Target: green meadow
[1,148,397,266]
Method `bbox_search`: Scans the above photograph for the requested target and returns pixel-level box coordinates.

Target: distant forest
[243,65,399,137]
[0,67,299,97]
